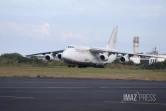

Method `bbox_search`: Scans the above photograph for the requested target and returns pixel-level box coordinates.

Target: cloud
[39,1,165,18]
[61,32,94,44]
[0,21,100,45]
[117,4,165,18]
[0,0,165,19]
[0,21,51,39]
[41,23,50,35]
[61,32,83,40]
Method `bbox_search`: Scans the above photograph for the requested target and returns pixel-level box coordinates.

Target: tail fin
[106,26,118,49]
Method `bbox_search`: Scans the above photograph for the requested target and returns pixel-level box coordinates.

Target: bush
[0,53,67,67]
[141,61,166,70]
[125,61,135,65]
[1,53,28,64]
[112,58,121,64]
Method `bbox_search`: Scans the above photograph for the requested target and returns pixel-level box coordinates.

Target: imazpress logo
[123,92,156,102]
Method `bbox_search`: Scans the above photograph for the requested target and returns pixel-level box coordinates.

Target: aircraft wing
[26,50,64,57]
[89,48,165,58]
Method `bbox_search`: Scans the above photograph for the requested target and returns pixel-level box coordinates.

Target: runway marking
[99,87,166,89]
[0,87,92,89]
[47,87,91,89]
[103,101,166,106]
[0,87,165,89]
[0,82,165,85]
[0,96,34,99]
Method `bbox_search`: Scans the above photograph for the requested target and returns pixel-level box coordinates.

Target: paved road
[0,78,165,111]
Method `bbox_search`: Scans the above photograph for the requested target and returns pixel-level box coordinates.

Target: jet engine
[56,53,62,60]
[100,54,109,61]
[45,54,54,61]
[119,55,129,63]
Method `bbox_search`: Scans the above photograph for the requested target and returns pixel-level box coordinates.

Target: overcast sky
[0,0,166,55]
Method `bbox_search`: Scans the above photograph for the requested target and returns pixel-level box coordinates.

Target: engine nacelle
[119,56,129,63]
[100,54,109,61]
[45,54,54,61]
[56,53,62,60]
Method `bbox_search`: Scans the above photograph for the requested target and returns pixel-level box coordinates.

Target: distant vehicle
[26,26,165,68]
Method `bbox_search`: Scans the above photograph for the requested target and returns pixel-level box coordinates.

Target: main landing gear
[95,65,104,68]
[77,65,87,68]
[68,64,76,68]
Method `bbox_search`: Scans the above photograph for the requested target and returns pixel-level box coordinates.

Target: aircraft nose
[62,49,75,64]
[62,49,70,60]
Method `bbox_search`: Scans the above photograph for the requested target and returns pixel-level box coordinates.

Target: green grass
[24,68,166,74]
[0,66,166,81]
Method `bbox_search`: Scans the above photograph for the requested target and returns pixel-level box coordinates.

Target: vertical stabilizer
[106,26,118,49]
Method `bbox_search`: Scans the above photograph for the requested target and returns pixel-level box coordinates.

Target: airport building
[132,36,166,65]
[133,36,139,53]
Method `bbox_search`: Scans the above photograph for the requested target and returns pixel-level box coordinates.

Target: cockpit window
[68,46,74,48]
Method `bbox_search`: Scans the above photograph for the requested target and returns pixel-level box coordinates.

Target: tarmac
[0,78,166,111]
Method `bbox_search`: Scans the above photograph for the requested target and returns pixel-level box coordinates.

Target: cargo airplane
[26,26,165,68]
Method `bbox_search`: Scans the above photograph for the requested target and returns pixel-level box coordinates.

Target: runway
[0,78,165,111]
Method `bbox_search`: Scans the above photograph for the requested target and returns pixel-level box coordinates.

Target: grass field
[0,66,166,81]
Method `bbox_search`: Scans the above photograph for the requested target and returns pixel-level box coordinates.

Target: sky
[0,0,166,55]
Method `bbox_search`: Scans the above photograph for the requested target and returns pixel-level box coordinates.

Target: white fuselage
[62,45,117,66]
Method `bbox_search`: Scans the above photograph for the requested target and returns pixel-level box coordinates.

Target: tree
[125,61,135,65]
[112,58,120,64]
